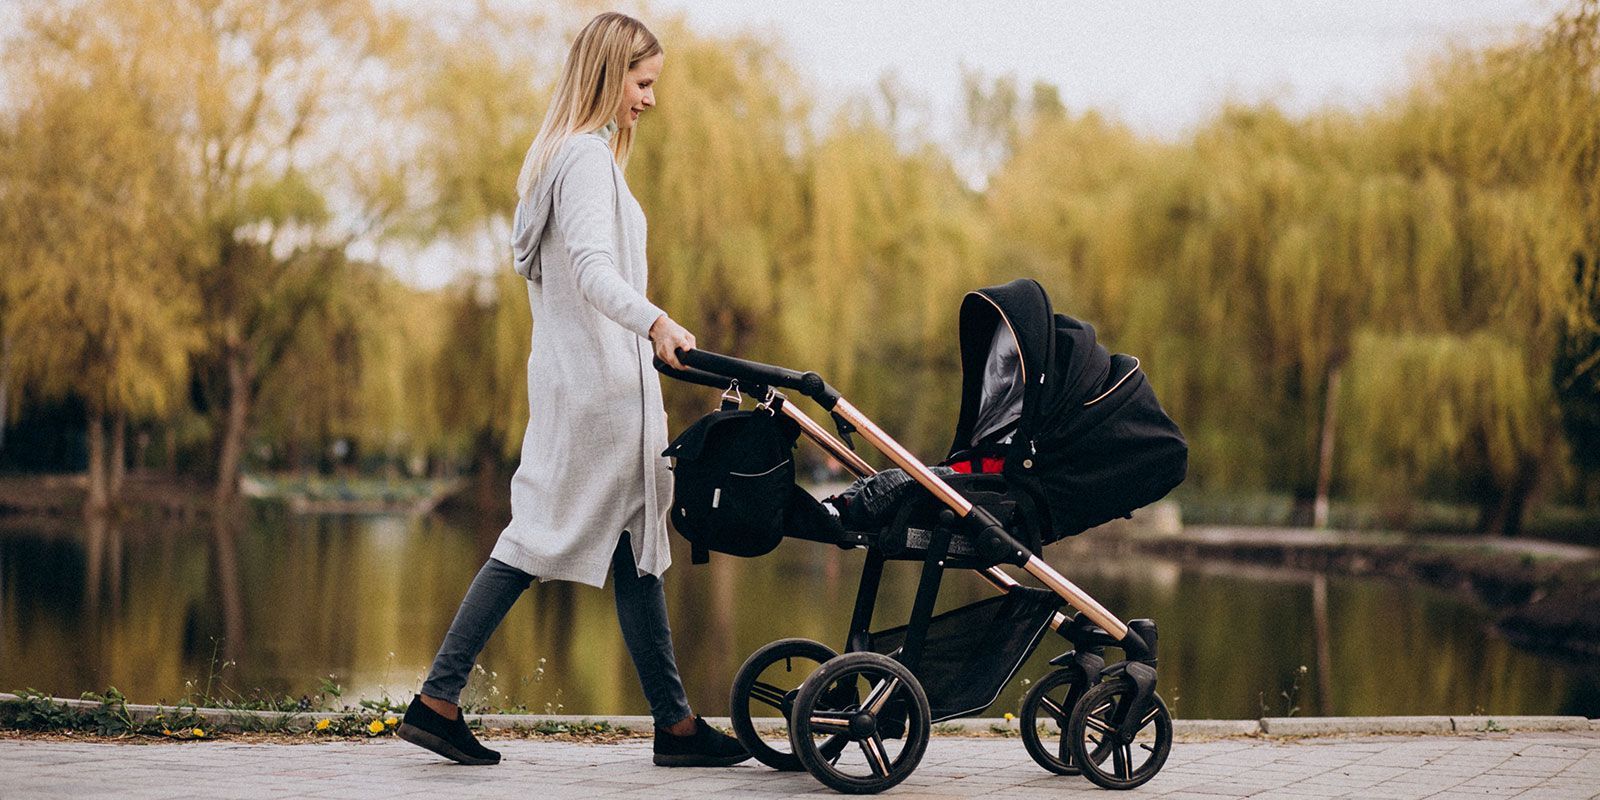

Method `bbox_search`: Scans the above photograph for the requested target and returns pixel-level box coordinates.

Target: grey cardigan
[491,126,673,587]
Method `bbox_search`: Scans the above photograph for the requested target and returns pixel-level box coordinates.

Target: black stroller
[655,279,1188,794]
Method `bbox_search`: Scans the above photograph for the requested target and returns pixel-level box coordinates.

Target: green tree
[0,61,199,511]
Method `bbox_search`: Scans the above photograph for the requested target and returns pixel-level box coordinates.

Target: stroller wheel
[1019,667,1095,775]
[1066,677,1173,790]
[729,638,838,771]
[789,652,930,795]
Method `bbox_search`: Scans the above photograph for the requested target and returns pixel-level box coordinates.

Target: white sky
[641,0,1557,138]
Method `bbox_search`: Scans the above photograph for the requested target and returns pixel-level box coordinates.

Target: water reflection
[1,508,1595,719]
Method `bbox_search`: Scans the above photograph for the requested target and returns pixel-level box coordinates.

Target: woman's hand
[649,315,696,370]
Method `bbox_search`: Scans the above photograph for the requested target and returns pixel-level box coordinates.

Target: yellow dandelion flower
[315,719,331,731]
[367,720,385,735]
[384,717,398,727]
[192,728,205,737]
[1003,712,1015,721]
[162,728,172,736]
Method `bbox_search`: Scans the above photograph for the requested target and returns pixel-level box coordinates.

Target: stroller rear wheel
[1066,676,1173,790]
[789,652,931,795]
[1019,667,1096,775]
[729,638,838,771]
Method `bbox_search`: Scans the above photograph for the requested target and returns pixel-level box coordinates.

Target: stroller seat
[872,471,1044,563]
[784,471,1045,565]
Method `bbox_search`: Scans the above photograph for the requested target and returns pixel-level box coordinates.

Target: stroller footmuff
[656,278,1187,794]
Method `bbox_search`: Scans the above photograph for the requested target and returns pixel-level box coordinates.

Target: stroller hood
[947,279,1188,542]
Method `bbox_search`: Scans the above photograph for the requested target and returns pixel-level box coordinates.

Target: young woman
[398,12,746,768]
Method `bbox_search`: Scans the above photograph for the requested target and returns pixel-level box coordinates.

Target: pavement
[4,731,1599,799]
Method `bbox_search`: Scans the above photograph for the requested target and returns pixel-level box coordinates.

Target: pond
[3,505,1596,720]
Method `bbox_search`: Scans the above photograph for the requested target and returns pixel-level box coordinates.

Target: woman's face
[616,52,663,130]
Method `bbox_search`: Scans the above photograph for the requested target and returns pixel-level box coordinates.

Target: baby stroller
[655,279,1187,794]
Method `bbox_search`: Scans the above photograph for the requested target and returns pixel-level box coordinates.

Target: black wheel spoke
[819,733,848,764]
[860,734,892,778]
[1114,743,1132,779]
[1057,729,1072,764]
[808,714,852,735]
[748,681,788,710]
[1038,695,1065,723]
[864,677,901,714]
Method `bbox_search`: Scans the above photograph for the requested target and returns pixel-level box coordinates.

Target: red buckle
[950,456,1005,474]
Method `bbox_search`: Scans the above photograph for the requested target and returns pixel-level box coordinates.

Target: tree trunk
[1476,456,1541,537]
[209,508,246,662]
[473,427,503,518]
[1311,573,1334,715]
[1313,365,1343,529]
[86,409,109,515]
[133,430,150,476]
[109,412,127,497]
[215,347,254,506]
[0,331,12,455]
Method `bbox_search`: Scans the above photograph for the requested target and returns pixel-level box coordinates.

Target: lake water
[3,505,1596,720]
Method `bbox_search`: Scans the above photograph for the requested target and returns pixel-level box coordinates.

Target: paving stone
[2,732,1597,799]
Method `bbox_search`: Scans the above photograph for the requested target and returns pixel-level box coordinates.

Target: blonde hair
[514,12,661,198]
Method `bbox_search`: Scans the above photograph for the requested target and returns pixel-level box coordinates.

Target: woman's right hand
[649,315,696,370]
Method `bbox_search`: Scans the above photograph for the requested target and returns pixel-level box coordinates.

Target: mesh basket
[870,589,1060,722]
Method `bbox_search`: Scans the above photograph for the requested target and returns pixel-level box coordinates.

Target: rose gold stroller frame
[771,394,1126,639]
[656,345,1151,655]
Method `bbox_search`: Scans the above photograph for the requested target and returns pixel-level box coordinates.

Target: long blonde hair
[514,12,661,198]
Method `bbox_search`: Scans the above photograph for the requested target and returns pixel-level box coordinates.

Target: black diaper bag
[663,404,801,563]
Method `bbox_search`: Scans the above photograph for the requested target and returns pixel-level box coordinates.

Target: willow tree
[0,64,198,512]
[388,3,547,479]
[13,0,397,502]
[629,26,808,362]
[977,0,1598,530]
[250,257,430,472]
[1341,332,1557,533]
[1328,0,1597,533]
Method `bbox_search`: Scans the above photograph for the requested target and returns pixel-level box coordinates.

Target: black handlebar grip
[652,356,735,391]
[660,348,843,410]
[799,372,824,397]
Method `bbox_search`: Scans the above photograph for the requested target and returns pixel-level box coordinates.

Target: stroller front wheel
[729,638,838,771]
[1019,667,1096,775]
[1065,676,1173,790]
[789,651,931,794]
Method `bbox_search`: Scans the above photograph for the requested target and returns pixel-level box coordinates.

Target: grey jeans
[420,532,693,727]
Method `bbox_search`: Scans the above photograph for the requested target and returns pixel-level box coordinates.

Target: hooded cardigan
[491,124,674,587]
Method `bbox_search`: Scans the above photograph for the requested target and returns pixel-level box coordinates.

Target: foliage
[0,688,205,738]
[0,2,1597,532]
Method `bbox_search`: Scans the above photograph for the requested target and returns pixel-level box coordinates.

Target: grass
[0,688,641,743]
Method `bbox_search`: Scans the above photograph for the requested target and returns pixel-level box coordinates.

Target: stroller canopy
[947,279,1187,543]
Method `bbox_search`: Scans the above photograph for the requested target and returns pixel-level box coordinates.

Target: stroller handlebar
[654,349,841,409]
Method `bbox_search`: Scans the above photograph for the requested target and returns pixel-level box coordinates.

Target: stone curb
[1,694,1590,738]
[1260,715,1593,735]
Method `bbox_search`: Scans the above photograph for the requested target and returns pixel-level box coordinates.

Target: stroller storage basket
[870,589,1060,722]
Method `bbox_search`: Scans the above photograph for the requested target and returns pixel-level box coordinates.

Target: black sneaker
[397,695,501,766]
[653,716,750,767]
